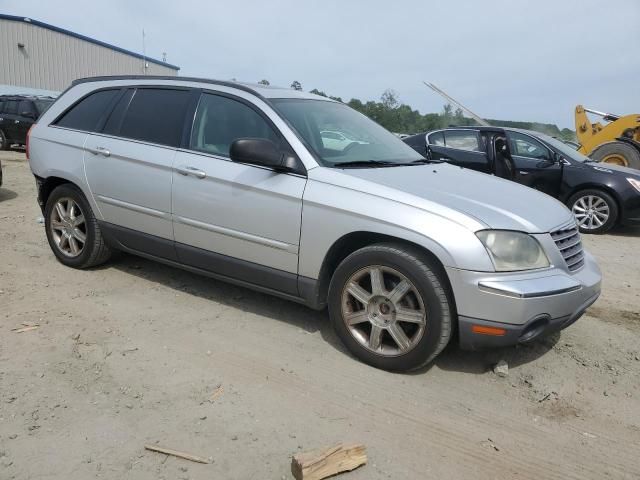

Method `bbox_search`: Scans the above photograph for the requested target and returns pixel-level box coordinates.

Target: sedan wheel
[568,189,618,234]
[572,195,609,231]
[49,197,87,257]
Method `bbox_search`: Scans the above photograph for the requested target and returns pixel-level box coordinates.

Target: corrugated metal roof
[0,14,180,70]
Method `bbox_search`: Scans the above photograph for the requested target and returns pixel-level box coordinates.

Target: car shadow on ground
[607,224,640,237]
[0,188,18,202]
[106,252,560,375]
[107,253,348,354]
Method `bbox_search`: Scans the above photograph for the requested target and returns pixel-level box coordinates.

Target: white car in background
[320,130,366,151]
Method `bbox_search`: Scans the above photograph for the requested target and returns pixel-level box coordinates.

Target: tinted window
[56,89,119,131]
[119,88,191,147]
[4,101,18,115]
[18,100,35,116]
[190,93,279,157]
[508,131,551,160]
[103,89,134,136]
[428,131,445,146]
[444,130,480,151]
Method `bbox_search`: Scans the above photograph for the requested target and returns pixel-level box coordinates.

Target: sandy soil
[0,150,639,479]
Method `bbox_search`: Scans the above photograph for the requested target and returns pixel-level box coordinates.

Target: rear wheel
[44,184,113,268]
[590,141,640,169]
[568,189,618,234]
[328,243,453,371]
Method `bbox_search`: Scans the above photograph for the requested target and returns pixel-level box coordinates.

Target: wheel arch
[304,231,456,311]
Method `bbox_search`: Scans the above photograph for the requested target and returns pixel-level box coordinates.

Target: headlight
[627,178,640,193]
[476,230,549,271]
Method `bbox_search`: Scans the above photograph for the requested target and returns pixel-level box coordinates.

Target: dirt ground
[1,150,639,480]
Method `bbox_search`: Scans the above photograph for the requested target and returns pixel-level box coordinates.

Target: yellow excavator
[575,105,640,169]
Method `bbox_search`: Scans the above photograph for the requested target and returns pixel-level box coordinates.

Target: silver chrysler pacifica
[27,76,602,371]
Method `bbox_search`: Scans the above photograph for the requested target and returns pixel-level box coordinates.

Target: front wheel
[44,183,113,268]
[568,189,618,234]
[328,243,453,371]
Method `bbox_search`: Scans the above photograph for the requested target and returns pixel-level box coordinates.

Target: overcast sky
[3,0,639,128]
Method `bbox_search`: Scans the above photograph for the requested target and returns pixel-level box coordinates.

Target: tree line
[255,80,575,141]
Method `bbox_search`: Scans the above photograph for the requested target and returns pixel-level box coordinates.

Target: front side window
[4,101,18,115]
[190,93,279,157]
[507,131,551,160]
[443,130,481,151]
[119,88,191,147]
[55,89,119,132]
[272,99,422,166]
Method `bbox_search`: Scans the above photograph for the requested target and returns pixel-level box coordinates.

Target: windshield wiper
[334,160,406,168]
[411,158,443,164]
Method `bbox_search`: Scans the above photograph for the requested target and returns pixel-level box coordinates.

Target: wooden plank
[13,325,39,333]
[144,444,210,464]
[291,443,366,480]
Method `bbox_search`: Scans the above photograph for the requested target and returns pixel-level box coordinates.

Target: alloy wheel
[49,197,87,257]
[341,265,426,356]
[572,195,610,231]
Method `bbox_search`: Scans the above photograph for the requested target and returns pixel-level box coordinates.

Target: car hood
[318,163,573,233]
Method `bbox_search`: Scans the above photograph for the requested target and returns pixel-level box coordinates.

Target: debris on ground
[144,444,210,464]
[493,360,509,377]
[12,324,39,333]
[209,384,224,403]
[481,438,500,452]
[291,443,367,480]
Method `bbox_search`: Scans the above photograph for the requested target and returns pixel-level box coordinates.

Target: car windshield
[271,99,424,166]
[529,131,593,163]
[33,99,54,115]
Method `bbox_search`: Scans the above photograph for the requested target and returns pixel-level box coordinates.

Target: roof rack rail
[71,75,264,100]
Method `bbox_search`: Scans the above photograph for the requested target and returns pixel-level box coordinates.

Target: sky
[2,0,639,128]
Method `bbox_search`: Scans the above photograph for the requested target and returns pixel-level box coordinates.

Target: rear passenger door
[83,87,193,252]
[171,91,306,294]
[427,129,490,173]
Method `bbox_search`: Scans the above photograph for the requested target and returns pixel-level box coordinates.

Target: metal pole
[422,82,490,126]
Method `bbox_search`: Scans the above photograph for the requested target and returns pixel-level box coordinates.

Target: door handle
[176,165,206,179]
[86,146,111,157]
[519,171,529,175]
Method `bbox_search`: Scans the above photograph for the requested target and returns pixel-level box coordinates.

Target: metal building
[0,14,179,92]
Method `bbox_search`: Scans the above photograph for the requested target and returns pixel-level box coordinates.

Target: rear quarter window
[55,89,120,132]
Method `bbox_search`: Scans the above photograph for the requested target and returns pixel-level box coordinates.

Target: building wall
[0,18,178,91]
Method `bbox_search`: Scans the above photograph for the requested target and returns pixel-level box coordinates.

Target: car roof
[71,75,334,102]
[0,95,56,101]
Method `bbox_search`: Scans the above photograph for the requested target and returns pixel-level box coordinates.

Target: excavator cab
[575,105,640,169]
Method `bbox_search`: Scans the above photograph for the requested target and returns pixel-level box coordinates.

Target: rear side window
[4,101,18,115]
[18,100,36,116]
[118,88,191,147]
[55,89,119,131]
[443,130,481,151]
[190,93,280,157]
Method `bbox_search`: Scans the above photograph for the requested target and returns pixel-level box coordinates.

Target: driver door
[172,91,306,295]
[506,131,562,197]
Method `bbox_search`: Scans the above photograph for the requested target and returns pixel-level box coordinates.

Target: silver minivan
[27,76,602,371]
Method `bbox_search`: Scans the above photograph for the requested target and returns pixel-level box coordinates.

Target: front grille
[550,223,584,272]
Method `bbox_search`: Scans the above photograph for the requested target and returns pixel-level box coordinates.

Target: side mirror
[230,138,300,173]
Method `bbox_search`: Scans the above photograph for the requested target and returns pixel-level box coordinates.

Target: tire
[590,141,640,170]
[328,243,453,371]
[567,189,618,234]
[0,130,9,151]
[44,183,113,268]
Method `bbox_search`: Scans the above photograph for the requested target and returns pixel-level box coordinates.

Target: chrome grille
[550,223,584,272]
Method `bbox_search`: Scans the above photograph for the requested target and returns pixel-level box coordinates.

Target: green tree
[258,79,270,86]
[290,80,302,91]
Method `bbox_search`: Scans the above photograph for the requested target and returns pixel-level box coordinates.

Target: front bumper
[446,250,601,350]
